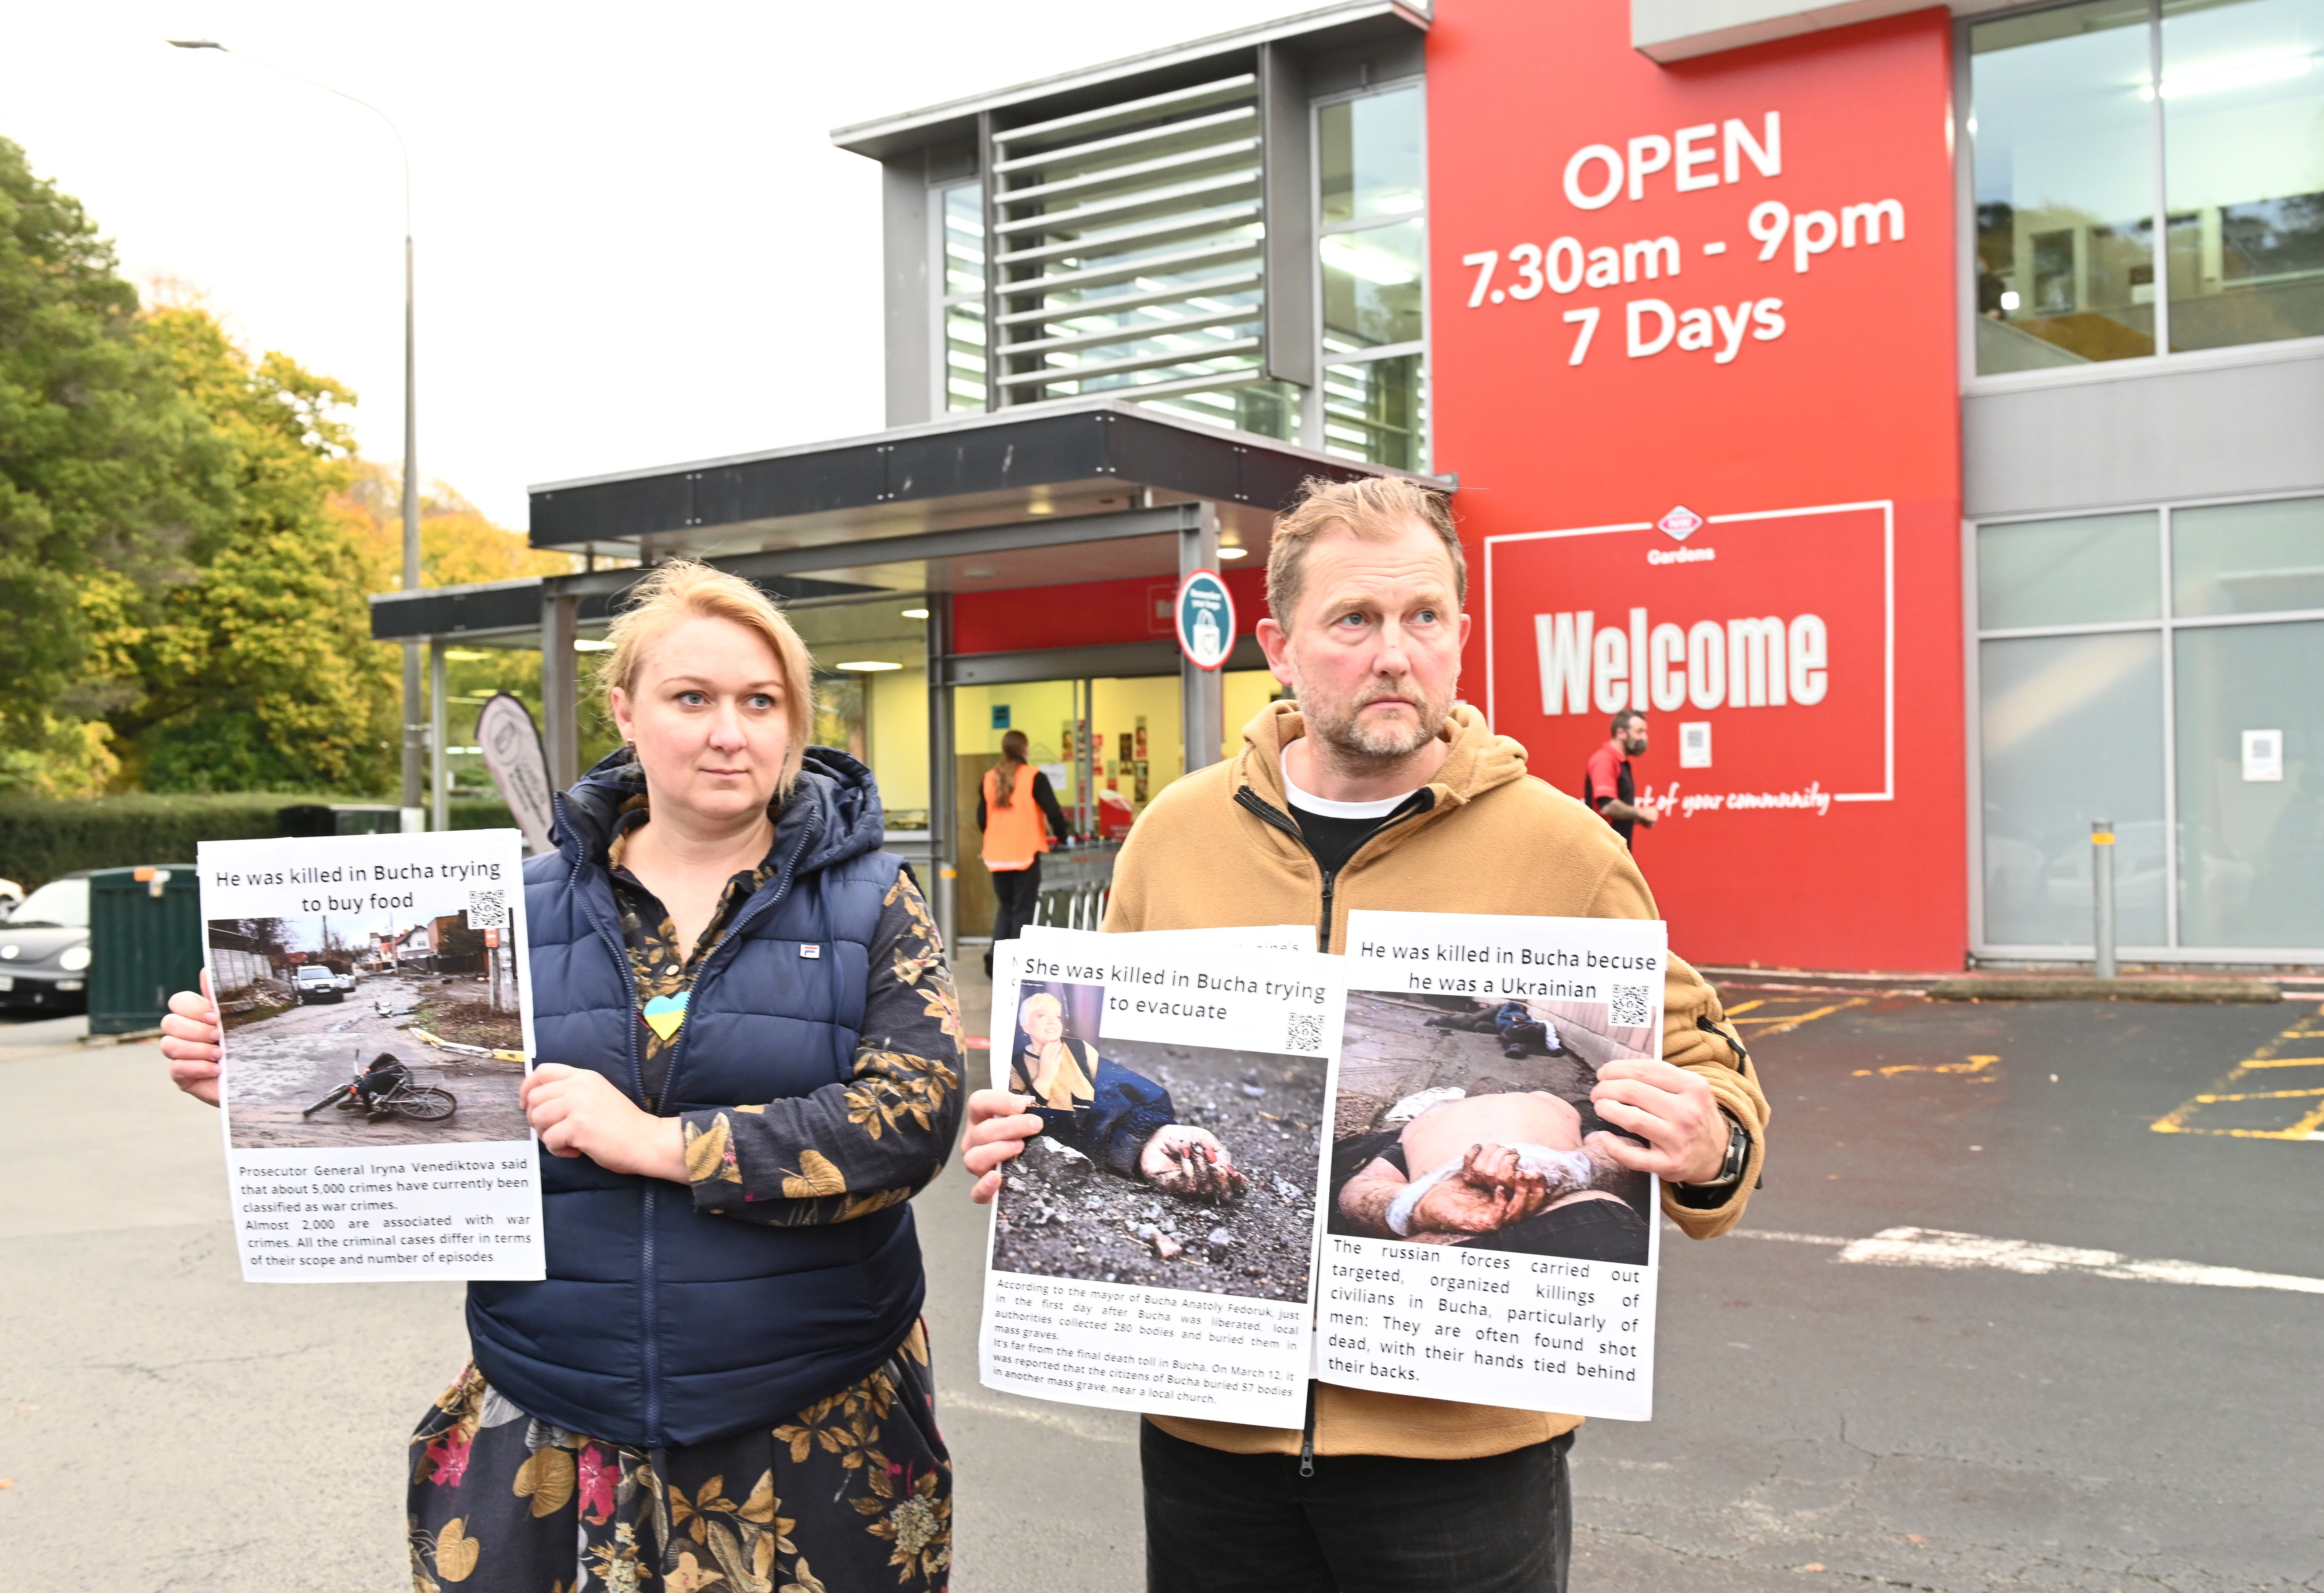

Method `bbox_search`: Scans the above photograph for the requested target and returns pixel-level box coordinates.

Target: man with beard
[961,475,1768,1593]
[1584,708,1659,849]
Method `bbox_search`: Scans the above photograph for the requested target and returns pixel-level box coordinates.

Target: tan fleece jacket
[1107,700,1770,1461]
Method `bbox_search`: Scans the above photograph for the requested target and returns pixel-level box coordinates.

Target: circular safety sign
[1174,569,1235,670]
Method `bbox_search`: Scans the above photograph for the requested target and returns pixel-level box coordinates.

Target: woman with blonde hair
[161,560,963,1591]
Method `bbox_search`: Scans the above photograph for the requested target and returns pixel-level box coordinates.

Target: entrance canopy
[367,399,1447,939]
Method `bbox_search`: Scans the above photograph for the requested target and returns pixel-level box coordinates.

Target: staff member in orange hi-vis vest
[978,728,1072,974]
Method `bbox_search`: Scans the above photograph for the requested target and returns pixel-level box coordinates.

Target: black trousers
[1141,1418,1573,1593]
[988,858,1043,951]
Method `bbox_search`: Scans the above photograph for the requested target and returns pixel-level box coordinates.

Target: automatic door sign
[1175,570,1236,671]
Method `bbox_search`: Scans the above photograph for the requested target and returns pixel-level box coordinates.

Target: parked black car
[0,872,93,1014]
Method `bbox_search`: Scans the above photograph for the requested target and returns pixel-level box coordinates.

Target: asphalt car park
[5,973,2321,1591]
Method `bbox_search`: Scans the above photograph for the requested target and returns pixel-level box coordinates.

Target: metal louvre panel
[992,104,1256,178]
[991,70,1267,408]
[996,336,1262,390]
[996,129,1260,210]
[992,72,1255,153]
[996,241,1264,314]
[1001,304,1264,358]
[996,269,1262,329]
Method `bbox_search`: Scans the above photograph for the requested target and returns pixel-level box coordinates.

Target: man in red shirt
[1583,709,1658,849]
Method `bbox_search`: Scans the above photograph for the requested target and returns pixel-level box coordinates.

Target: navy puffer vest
[466,747,924,1447]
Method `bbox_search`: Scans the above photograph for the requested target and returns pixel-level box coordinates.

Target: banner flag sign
[1174,570,1235,671]
[980,913,1665,1425]
[197,828,545,1283]
[477,693,557,857]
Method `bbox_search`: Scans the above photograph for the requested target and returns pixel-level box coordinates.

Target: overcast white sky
[1,1,1297,530]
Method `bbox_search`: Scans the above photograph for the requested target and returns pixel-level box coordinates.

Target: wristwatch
[1680,1114,1751,1192]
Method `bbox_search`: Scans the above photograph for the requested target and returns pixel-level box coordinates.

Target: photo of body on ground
[1326,991,1658,1266]
[207,889,528,1150]
[992,979,1326,1300]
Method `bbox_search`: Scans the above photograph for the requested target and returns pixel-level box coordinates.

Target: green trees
[0,137,561,800]
[0,136,221,795]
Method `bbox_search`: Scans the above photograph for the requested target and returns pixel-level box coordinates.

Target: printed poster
[979,935,1346,1427]
[1320,910,1666,1420]
[197,829,546,1282]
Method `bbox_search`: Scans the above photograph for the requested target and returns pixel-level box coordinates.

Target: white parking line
[1732,1225,2324,1296]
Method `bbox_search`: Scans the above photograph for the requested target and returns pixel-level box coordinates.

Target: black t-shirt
[1286,791,1428,878]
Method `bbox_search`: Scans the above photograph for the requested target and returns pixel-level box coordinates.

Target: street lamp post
[169,40,426,820]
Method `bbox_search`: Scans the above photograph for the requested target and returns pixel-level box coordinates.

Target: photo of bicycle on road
[207,881,530,1150]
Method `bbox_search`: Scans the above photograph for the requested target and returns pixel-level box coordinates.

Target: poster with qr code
[979,932,1348,1428]
[195,828,544,1283]
[1316,909,1668,1421]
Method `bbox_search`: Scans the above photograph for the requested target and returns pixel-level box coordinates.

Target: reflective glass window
[2172,495,2324,613]
[1980,632,2170,944]
[1321,354,1426,471]
[1972,2,2160,373]
[1322,219,1425,350]
[944,303,986,413]
[936,181,987,414]
[1978,511,2162,628]
[2174,619,2324,944]
[2162,0,2324,350]
[943,184,985,297]
[1319,86,1424,225]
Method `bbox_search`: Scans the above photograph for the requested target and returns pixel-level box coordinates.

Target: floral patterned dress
[410,802,962,1592]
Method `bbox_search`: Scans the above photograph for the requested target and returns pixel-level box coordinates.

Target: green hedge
[0,793,519,890]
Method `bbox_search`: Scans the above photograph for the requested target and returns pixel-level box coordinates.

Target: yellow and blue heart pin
[641,993,689,1042]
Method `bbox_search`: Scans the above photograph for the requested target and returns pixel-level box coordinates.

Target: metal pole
[926,595,957,954]
[429,640,448,832]
[162,44,425,809]
[2092,819,2117,979]
[402,232,424,810]
[1180,503,1225,773]
[541,592,580,791]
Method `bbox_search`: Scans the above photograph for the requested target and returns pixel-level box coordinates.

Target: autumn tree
[94,307,403,793]
[0,136,223,794]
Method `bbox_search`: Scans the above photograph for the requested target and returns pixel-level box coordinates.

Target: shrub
[0,793,518,889]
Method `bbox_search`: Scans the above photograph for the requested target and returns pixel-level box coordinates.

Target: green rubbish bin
[87,865,202,1035]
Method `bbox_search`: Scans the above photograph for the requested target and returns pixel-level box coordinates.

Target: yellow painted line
[2150,1015,2324,1138]
[1739,998,1868,1040]
[1855,1053,1998,1079]
[1722,999,1767,1017]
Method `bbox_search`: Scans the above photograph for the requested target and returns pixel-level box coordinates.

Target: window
[936,182,987,413]
[1973,495,2324,953]
[1314,83,1427,468]
[983,74,1294,433]
[1970,0,2324,374]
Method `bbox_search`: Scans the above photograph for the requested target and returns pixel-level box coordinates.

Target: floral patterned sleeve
[678,870,966,1227]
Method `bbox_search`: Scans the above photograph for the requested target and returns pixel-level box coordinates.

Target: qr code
[1286,1011,1324,1053]
[465,889,508,931]
[1609,983,1652,1030]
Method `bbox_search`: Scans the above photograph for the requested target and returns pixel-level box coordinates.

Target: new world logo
[1657,505,1703,541]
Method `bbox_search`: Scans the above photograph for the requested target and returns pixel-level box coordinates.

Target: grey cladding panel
[531,473,689,548]
[883,412,1111,502]
[1964,352,2324,519]
[1106,412,1251,502]
[731,448,889,522]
